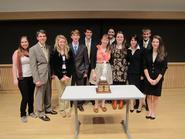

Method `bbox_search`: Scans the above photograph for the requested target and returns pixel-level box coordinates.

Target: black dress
[143,50,168,96]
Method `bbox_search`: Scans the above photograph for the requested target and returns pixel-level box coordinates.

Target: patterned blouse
[111,45,128,82]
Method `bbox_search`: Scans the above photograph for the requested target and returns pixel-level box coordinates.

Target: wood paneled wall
[0,11,185,20]
[0,63,185,92]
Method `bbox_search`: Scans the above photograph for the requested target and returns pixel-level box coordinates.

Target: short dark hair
[36,29,47,37]
[85,28,92,33]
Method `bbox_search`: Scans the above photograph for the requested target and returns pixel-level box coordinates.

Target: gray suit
[29,43,52,117]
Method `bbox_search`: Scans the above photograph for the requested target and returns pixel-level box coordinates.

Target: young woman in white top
[12,36,36,123]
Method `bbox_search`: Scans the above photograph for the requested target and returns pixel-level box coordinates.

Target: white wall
[0,0,185,12]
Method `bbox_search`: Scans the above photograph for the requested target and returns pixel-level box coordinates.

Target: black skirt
[144,78,163,96]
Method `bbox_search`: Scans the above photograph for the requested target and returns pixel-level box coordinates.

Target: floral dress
[111,45,128,83]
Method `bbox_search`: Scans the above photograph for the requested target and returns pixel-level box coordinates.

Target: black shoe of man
[39,115,50,121]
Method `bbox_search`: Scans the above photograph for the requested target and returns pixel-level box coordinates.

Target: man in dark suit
[140,28,152,51]
[81,28,97,82]
[29,29,57,121]
[81,28,97,105]
[69,29,89,111]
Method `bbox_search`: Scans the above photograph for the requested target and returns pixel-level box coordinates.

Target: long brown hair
[17,36,29,57]
[152,35,167,61]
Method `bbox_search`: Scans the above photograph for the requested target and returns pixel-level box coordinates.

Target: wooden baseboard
[0,63,185,91]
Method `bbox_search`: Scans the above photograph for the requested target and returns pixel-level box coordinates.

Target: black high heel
[145,115,151,119]
[150,116,156,120]
[130,109,134,113]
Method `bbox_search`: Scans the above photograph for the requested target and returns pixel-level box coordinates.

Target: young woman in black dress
[127,34,144,113]
[144,35,168,120]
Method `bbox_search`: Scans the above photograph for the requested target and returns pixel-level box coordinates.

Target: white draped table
[61,85,145,139]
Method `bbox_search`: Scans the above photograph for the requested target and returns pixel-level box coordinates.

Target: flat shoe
[150,116,156,120]
[136,110,141,113]
[93,108,98,113]
[101,106,107,112]
[130,109,134,113]
[145,115,151,119]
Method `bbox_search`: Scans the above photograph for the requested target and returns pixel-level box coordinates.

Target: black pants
[18,77,35,117]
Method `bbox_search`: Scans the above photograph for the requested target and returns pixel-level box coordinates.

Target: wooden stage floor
[0,88,185,139]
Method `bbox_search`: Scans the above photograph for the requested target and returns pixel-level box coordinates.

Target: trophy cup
[96,61,111,93]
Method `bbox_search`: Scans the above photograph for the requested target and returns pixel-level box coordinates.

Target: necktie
[86,41,90,59]
[74,45,77,55]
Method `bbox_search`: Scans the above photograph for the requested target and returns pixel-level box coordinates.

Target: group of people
[12,27,168,123]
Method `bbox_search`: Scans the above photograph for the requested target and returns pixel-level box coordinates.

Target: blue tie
[74,45,77,55]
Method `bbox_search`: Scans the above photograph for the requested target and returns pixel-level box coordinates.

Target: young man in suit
[69,29,89,111]
[29,29,57,121]
[81,28,97,105]
[140,28,152,50]
[82,28,97,80]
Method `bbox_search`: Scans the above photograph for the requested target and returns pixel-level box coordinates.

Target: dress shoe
[39,115,50,121]
[150,116,156,120]
[130,109,134,113]
[20,116,28,123]
[45,110,58,115]
[145,115,151,119]
[136,110,141,113]
[78,106,84,112]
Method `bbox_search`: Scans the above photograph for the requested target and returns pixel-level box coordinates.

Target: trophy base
[96,80,111,94]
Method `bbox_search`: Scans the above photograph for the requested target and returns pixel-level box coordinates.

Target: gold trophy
[96,61,111,93]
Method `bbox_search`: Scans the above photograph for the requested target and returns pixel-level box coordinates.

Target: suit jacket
[51,49,73,80]
[29,43,52,84]
[127,47,144,76]
[81,38,97,77]
[143,49,168,80]
[69,43,89,79]
[139,39,152,52]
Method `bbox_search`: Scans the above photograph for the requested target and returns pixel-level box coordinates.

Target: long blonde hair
[54,35,69,58]
[100,34,111,52]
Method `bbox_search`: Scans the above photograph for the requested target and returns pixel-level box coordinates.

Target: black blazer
[139,39,152,51]
[69,43,89,79]
[81,38,97,76]
[127,47,144,76]
[143,49,168,79]
[51,50,73,80]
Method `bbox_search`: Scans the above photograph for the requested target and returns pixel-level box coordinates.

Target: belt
[96,62,109,64]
